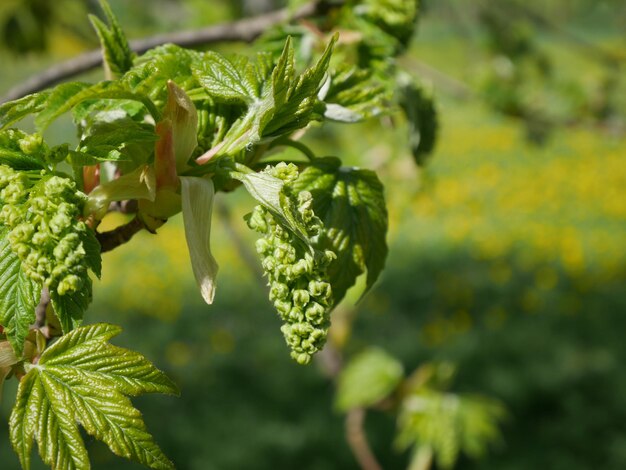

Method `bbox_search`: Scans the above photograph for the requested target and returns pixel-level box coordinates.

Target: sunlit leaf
[10,323,178,470]
[35,81,159,131]
[292,157,388,304]
[0,92,51,131]
[0,228,41,356]
[89,0,135,79]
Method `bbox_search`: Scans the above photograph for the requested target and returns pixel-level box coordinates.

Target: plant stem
[33,287,50,330]
[346,408,383,470]
[97,216,146,253]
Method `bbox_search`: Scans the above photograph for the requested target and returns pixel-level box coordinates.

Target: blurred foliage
[0,0,625,469]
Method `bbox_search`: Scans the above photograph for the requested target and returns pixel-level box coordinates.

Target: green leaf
[335,347,404,411]
[50,278,92,334]
[89,0,135,79]
[292,157,388,304]
[192,51,258,104]
[0,92,51,130]
[180,176,219,304]
[80,226,102,279]
[197,36,336,159]
[262,35,336,136]
[0,228,41,356]
[0,149,45,171]
[396,390,505,469]
[78,117,157,163]
[398,77,438,165]
[35,81,160,131]
[10,323,178,470]
[231,167,310,247]
[322,66,388,122]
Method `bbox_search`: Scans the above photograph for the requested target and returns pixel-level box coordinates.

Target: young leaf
[322,66,388,122]
[396,390,505,469]
[262,34,336,136]
[335,347,404,411]
[0,149,45,171]
[10,323,178,470]
[80,226,102,279]
[35,81,160,131]
[0,91,51,130]
[196,36,336,160]
[180,176,219,304]
[292,157,388,304]
[78,117,157,164]
[161,81,198,174]
[192,51,258,104]
[0,228,41,356]
[230,167,310,247]
[89,0,135,79]
[50,277,92,334]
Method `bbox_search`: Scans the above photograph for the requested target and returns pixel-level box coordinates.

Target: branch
[346,408,384,470]
[97,216,145,253]
[33,287,50,330]
[0,0,338,103]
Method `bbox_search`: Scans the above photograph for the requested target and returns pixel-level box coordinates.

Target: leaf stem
[268,138,317,161]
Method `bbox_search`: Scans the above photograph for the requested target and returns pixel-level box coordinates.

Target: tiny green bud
[308,280,331,299]
[305,302,326,324]
[57,274,81,295]
[292,289,310,307]
[18,133,44,155]
[270,282,290,301]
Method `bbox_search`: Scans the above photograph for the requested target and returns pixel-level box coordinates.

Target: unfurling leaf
[292,157,388,304]
[89,0,135,79]
[181,176,218,304]
[195,36,336,160]
[0,92,51,131]
[161,81,198,174]
[35,81,160,131]
[335,347,404,411]
[10,323,178,470]
[396,389,505,469]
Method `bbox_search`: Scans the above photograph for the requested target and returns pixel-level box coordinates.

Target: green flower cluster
[0,164,90,295]
[247,163,335,365]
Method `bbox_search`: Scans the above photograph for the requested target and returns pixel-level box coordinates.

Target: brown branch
[96,216,145,253]
[33,287,50,330]
[0,0,338,103]
[346,408,384,470]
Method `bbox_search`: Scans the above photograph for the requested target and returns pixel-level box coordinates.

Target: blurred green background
[1,0,625,468]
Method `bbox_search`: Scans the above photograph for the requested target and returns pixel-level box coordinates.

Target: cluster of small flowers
[247,163,335,365]
[0,164,89,295]
[0,129,46,157]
